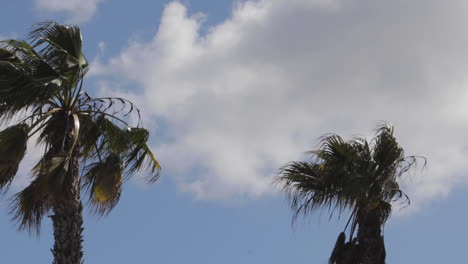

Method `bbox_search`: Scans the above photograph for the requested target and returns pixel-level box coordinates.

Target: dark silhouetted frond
[32,152,70,195]
[0,124,29,193]
[10,177,53,235]
[0,40,60,120]
[29,21,88,73]
[276,123,424,230]
[329,232,346,264]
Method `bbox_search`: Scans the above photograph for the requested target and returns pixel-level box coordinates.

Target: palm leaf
[276,124,423,229]
[78,114,101,159]
[0,40,61,120]
[89,116,161,182]
[124,128,161,182]
[10,177,53,234]
[0,124,29,192]
[32,152,70,194]
[29,21,88,72]
[84,154,123,215]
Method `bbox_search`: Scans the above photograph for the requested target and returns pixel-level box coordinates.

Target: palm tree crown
[276,125,423,264]
[0,21,160,263]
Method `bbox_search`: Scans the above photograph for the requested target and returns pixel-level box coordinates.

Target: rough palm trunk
[51,155,84,264]
[356,210,386,264]
[50,112,84,264]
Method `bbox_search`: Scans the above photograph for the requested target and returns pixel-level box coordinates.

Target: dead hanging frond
[0,124,29,193]
[329,232,361,264]
[329,232,347,264]
[32,152,71,195]
[83,154,123,215]
[9,178,53,235]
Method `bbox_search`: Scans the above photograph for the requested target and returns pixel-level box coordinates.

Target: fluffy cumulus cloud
[35,0,102,23]
[92,0,468,207]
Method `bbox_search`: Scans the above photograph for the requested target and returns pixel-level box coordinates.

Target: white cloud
[92,0,468,208]
[35,0,103,23]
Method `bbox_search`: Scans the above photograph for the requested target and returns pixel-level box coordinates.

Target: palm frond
[78,114,101,159]
[85,115,161,182]
[83,154,123,215]
[0,40,60,120]
[329,232,346,264]
[84,97,142,123]
[124,128,161,182]
[277,161,348,222]
[0,124,29,193]
[276,124,424,230]
[36,111,69,148]
[32,152,70,194]
[29,21,88,73]
[96,115,130,154]
[10,177,52,235]
[372,125,403,179]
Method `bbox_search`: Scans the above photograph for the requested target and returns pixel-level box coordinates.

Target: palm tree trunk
[50,154,84,264]
[50,113,84,264]
[356,209,386,264]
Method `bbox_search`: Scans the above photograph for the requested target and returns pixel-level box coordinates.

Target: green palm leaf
[29,21,88,72]
[0,40,60,120]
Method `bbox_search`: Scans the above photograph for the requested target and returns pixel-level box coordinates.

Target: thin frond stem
[26,108,61,136]
[86,97,143,126]
[47,99,60,108]
[94,143,103,163]
[28,119,49,138]
[70,77,84,109]
[18,106,52,124]
[54,93,66,108]
[89,97,141,111]
[80,110,130,126]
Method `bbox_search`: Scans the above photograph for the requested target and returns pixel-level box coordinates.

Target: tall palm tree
[0,21,160,264]
[276,125,423,264]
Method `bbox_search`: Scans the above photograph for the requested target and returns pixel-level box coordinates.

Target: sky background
[1,0,468,263]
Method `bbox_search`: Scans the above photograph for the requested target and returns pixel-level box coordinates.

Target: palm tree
[276,125,423,264]
[0,21,160,264]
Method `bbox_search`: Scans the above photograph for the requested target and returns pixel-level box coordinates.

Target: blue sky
[1,0,468,263]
